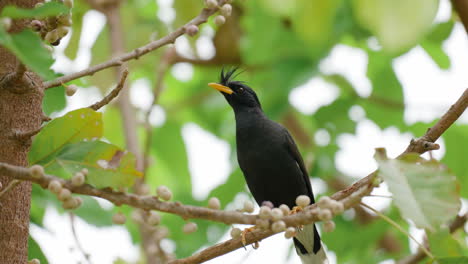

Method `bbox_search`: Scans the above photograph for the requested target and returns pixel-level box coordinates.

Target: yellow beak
[208,83,233,94]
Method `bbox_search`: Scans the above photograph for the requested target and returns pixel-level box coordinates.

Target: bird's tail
[293,224,328,264]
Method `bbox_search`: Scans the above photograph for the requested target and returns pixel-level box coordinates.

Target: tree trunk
[0,0,43,263]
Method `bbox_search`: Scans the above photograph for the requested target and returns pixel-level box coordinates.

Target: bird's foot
[241,226,257,247]
[289,206,304,229]
[289,206,303,215]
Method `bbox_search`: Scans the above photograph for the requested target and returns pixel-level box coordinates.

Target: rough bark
[0,0,43,263]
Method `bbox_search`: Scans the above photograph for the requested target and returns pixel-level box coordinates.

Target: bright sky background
[33,0,468,263]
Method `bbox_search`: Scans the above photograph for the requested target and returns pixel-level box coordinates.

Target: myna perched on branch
[209,68,327,264]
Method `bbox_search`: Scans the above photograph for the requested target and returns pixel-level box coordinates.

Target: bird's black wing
[283,129,315,202]
[284,129,323,255]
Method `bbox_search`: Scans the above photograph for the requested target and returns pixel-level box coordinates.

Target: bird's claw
[241,226,257,247]
[252,241,260,249]
[289,206,304,230]
[289,206,303,215]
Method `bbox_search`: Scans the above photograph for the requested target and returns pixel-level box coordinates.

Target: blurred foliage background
[8,0,467,263]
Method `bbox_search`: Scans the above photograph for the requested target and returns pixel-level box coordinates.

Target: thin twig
[0,62,30,90]
[452,0,468,34]
[449,213,468,233]
[13,127,42,141]
[402,88,468,155]
[88,69,129,111]
[15,63,27,77]
[366,194,393,199]
[42,1,229,89]
[69,213,92,264]
[143,48,174,174]
[360,202,434,260]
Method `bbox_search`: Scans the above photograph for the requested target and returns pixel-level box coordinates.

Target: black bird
[208,68,327,264]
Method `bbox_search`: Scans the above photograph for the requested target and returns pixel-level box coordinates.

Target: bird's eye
[238,87,244,93]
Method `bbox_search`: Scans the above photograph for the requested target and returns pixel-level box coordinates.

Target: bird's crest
[220,67,245,86]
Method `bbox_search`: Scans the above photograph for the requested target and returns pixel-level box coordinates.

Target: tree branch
[0,62,27,88]
[402,88,468,154]
[169,182,375,264]
[88,69,128,111]
[170,229,275,264]
[0,161,372,227]
[452,0,468,34]
[42,0,229,89]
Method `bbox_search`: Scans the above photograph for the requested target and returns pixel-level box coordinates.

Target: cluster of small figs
[26,164,85,264]
[184,0,233,37]
[111,183,344,245]
[31,0,74,46]
[111,185,203,235]
[0,0,73,42]
[230,195,344,241]
[30,164,86,210]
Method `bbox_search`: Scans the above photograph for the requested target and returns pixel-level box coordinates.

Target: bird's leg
[241,226,257,247]
[289,206,304,229]
[289,206,303,215]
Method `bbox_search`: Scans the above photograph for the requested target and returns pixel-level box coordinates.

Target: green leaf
[421,41,450,69]
[29,108,103,165]
[252,58,316,118]
[73,196,114,226]
[63,0,85,60]
[242,0,309,64]
[375,152,460,231]
[173,0,203,28]
[134,0,159,20]
[291,0,342,58]
[314,75,358,137]
[362,51,405,129]
[437,257,468,264]
[258,0,296,17]
[314,98,356,136]
[421,21,455,69]
[30,185,52,227]
[442,125,468,197]
[28,235,48,263]
[428,228,465,258]
[148,121,191,199]
[0,29,55,79]
[1,2,69,19]
[208,168,246,204]
[102,107,126,149]
[43,85,66,115]
[426,21,455,43]
[323,206,410,263]
[352,0,439,53]
[43,141,142,188]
